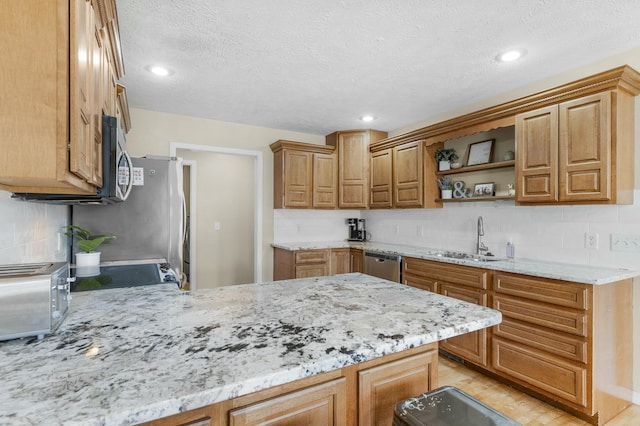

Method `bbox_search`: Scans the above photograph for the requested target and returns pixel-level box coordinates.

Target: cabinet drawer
[295,264,329,279]
[492,337,587,407]
[494,295,587,336]
[230,378,346,425]
[403,258,488,289]
[295,250,330,264]
[493,318,587,363]
[403,273,437,293]
[494,272,588,309]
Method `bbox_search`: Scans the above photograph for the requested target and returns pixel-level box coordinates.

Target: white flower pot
[441,189,453,199]
[438,160,451,171]
[76,251,101,267]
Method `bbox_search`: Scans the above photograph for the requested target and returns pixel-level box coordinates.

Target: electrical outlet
[417,225,424,237]
[214,222,221,231]
[584,232,599,249]
[393,225,399,235]
[611,233,640,252]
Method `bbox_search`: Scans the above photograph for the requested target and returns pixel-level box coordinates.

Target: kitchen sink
[431,250,503,262]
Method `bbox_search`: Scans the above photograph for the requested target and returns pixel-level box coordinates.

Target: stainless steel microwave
[11,115,133,205]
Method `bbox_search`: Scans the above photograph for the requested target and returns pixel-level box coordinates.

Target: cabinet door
[283,150,313,208]
[230,378,346,426]
[350,249,363,273]
[440,283,488,366]
[393,141,423,208]
[516,105,559,202]
[295,264,329,279]
[90,7,103,187]
[330,248,350,275]
[359,350,437,426]
[337,131,369,208]
[559,92,611,202]
[370,149,392,208]
[70,0,94,183]
[492,337,587,407]
[312,153,337,208]
[403,273,437,293]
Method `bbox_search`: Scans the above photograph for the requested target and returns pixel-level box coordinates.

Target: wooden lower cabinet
[402,257,489,367]
[489,272,633,424]
[274,247,363,280]
[229,378,346,425]
[358,350,436,426]
[141,344,438,426]
[402,257,633,425]
[330,248,351,275]
[350,249,363,273]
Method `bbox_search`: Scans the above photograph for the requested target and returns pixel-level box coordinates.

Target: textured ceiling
[118,1,640,136]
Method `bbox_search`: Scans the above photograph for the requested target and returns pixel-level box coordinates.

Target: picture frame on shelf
[466,139,495,166]
[473,182,495,197]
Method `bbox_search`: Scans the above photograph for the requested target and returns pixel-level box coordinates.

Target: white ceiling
[118,1,640,136]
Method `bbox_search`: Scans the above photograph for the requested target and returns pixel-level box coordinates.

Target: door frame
[170,142,263,286]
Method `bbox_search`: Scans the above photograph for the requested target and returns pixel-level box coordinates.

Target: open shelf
[436,196,515,203]
[436,160,515,176]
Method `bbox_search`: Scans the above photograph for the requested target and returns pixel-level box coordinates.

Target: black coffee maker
[347,218,366,241]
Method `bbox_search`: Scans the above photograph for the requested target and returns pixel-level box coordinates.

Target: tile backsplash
[0,192,69,264]
[273,191,640,271]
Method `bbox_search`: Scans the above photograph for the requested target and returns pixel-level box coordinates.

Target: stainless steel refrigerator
[72,156,185,279]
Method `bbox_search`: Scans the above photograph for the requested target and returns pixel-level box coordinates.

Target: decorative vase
[438,160,451,171]
[441,189,453,199]
[76,251,101,267]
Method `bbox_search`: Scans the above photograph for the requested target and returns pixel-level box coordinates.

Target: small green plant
[435,148,459,162]
[64,225,116,253]
[436,176,453,190]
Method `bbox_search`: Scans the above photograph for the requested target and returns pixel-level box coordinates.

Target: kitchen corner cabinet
[271,140,337,209]
[274,247,363,280]
[326,130,388,208]
[402,258,489,366]
[142,343,438,426]
[0,0,126,194]
[370,140,441,209]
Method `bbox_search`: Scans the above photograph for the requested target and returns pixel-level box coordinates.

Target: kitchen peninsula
[0,273,500,426]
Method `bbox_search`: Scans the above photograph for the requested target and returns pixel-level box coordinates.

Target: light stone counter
[272,241,640,285]
[0,273,500,426]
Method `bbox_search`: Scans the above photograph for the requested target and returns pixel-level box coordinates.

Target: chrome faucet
[477,216,489,255]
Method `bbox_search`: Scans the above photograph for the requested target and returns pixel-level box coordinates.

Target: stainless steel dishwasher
[363,251,402,283]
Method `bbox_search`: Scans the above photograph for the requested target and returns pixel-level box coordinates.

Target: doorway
[171,143,263,290]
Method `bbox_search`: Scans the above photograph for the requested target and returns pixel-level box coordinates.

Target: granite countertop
[0,273,501,426]
[272,241,640,285]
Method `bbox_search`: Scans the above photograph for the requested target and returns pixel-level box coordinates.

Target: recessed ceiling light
[147,65,173,76]
[360,115,375,122]
[495,49,527,62]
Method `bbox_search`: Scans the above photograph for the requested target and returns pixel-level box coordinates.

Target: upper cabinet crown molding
[371,65,640,151]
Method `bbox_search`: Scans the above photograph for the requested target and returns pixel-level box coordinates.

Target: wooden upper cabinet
[326,130,388,208]
[516,89,635,204]
[370,140,437,209]
[0,0,125,194]
[313,152,338,209]
[393,141,424,207]
[271,140,337,209]
[559,94,611,202]
[516,105,559,202]
[370,149,393,208]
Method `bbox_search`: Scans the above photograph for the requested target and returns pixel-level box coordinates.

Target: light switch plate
[611,233,640,252]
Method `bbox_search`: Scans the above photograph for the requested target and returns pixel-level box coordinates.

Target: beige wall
[179,150,255,289]
[125,109,325,283]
